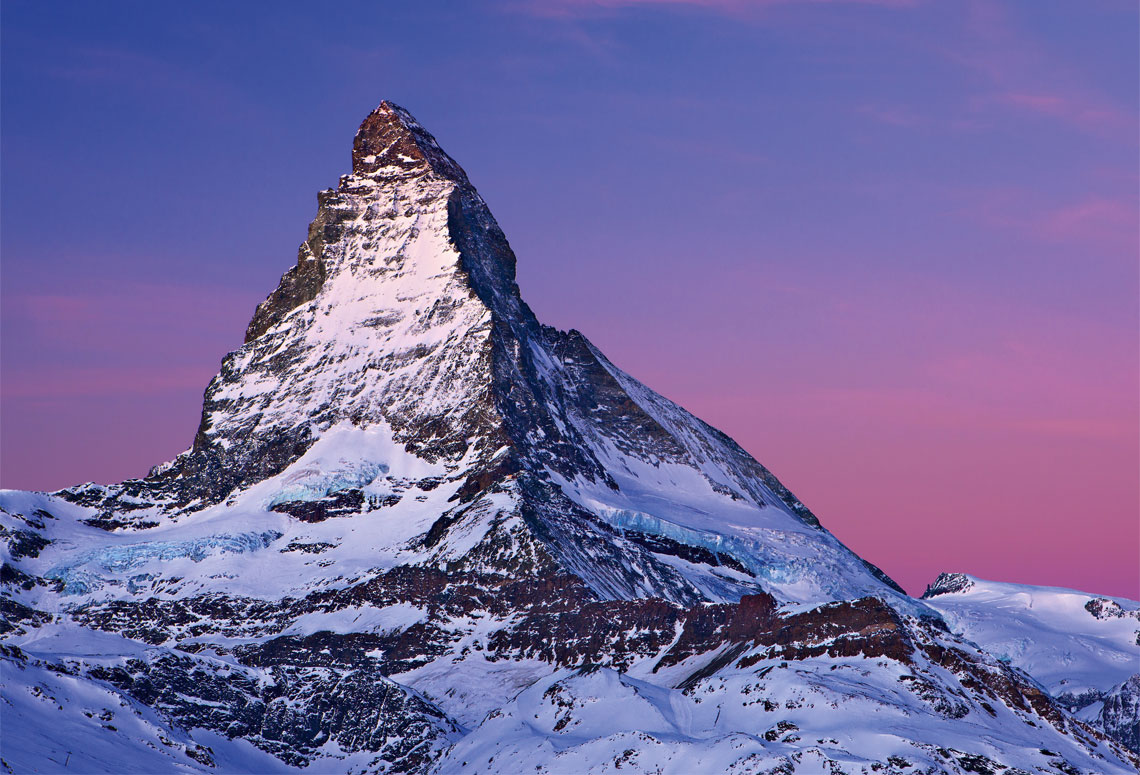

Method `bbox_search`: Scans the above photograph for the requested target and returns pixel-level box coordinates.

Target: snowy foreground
[2,102,1136,774]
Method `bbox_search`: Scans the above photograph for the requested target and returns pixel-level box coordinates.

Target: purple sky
[2,0,1137,598]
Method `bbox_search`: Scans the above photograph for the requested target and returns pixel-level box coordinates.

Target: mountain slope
[1,102,1134,774]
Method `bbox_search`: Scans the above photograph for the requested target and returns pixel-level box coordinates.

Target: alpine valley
[1,102,1136,775]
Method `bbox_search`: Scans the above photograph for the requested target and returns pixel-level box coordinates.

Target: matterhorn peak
[57,102,908,611]
[350,100,470,184]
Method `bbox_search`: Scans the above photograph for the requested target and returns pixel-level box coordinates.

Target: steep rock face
[170,102,516,504]
[1100,675,1140,754]
[2,103,1136,774]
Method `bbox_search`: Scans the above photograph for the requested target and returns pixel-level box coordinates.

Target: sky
[1,0,1136,599]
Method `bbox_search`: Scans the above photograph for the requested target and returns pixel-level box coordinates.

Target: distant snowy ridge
[923,572,1139,752]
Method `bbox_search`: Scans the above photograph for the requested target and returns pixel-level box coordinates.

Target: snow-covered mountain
[1,102,1135,774]
[923,572,1140,753]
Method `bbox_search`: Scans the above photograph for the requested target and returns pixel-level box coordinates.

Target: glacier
[45,531,283,595]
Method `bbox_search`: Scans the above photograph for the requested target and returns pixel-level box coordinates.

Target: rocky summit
[1,102,1136,774]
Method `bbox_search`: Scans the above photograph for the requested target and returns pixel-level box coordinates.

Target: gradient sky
[2,0,1137,599]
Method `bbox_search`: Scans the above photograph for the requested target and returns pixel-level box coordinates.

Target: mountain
[923,572,1140,754]
[1,101,1135,774]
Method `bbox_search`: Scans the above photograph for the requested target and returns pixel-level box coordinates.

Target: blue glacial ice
[46,531,283,595]
[594,506,924,611]
[266,462,389,507]
[594,507,803,585]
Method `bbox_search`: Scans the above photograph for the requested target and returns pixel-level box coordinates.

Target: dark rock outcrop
[922,572,974,598]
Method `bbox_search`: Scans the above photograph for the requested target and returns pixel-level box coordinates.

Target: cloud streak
[510,0,918,20]
[946,2,1137,140]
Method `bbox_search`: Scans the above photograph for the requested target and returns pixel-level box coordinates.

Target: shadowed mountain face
[1,103,1135,773]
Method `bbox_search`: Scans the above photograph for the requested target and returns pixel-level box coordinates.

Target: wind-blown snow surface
[1,102,1136,773]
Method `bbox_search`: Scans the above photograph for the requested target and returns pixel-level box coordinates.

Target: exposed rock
[1100,675,1140,753]
[270,488,366,522]
[922,572,975,598]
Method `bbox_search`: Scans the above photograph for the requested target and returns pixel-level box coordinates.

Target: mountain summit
[351,101,471,181]
[2,102,1134,774]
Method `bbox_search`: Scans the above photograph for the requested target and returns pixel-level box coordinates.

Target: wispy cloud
[2,280,257,400]
[983,91,1134,135]
[1040,197,1137,245]
[510,0,918,20]
[7,281,256,346]
[943,2,1137,140]
[43,44,261,125]
[2,365,214,400]
[1011,418,1129,440]
[856,103,925,128]
[958,187,1139,254]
